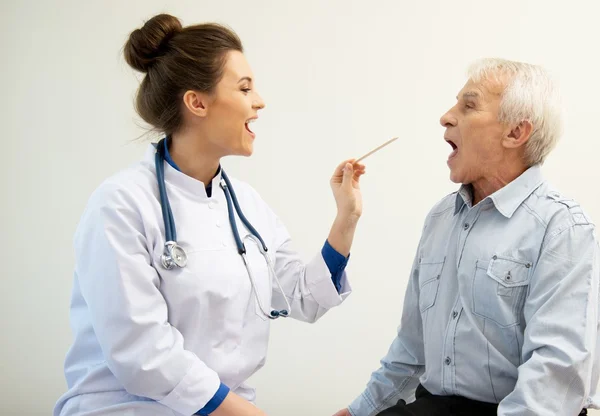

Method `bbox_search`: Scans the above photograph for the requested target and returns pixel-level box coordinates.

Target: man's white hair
[467,58,563,166]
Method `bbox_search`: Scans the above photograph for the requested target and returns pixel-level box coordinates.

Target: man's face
[439,78,508,185]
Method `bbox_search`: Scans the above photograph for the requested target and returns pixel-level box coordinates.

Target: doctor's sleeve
[269,213,352,323]
[348,241,426,416]
[322,239,350,293]
[497,222,600,416]
[74,184,225,416]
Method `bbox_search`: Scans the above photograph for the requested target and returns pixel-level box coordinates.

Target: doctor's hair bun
[124,14,182,73]
[122,13,243,136]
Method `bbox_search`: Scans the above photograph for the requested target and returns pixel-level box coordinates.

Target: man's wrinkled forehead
[458,77,504,103]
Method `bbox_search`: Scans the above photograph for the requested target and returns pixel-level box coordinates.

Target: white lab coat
[54,145,351,416]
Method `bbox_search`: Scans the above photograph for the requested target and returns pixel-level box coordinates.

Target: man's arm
[498,221,599,415]
[345,246,426,416]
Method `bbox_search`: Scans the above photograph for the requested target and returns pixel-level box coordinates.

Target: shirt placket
[441,296,463,395]
[441,204,482,395]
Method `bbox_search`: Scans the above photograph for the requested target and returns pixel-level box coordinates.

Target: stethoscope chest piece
[161,241,188,269]
[154,137,292,318]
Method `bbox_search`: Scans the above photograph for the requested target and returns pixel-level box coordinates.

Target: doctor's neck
[168,130,221,187]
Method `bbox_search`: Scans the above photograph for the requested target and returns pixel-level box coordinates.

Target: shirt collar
[454,185,473,214]
[454,164,545,218]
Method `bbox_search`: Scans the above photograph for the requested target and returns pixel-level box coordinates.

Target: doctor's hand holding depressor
[327,159,366,257]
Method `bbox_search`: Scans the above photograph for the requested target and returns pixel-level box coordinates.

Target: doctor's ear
[182,90,210,117]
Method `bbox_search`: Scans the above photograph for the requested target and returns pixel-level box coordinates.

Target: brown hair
[124,14,243,135]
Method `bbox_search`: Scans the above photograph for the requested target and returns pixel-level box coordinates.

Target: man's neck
[471,164,527,205]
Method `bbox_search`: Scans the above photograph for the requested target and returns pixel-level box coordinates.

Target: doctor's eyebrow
[238,76,253,84]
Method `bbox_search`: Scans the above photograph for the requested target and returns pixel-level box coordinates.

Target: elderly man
[335,58,600,416]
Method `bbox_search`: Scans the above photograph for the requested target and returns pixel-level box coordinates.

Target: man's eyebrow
[458,91,481,100]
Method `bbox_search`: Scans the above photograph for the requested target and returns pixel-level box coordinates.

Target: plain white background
[2,0,600,414]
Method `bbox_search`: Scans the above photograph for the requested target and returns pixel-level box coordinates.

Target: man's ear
[182,90,210,117]
[504,120,533,149]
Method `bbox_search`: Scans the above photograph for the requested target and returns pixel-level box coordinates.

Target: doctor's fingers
[333,159,354,176]
[354,165,366,175]
[333,159,366,175]
[353,169,366,181]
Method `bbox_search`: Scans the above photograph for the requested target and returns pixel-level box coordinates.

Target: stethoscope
[154,138,291,319]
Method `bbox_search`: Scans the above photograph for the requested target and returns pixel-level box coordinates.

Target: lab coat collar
[144,143,223,201]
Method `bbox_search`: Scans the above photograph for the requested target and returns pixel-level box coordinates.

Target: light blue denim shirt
[350,165,600,416]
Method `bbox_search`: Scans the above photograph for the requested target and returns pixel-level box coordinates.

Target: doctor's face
[203,51,266,157]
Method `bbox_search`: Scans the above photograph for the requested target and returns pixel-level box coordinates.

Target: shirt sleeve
[348,241,425,416]
[195,383,230,415]
[322,240,349,293]
[497,221,600,415]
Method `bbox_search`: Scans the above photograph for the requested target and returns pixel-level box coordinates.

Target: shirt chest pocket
[472,256,532,328]
[418,257,445,313]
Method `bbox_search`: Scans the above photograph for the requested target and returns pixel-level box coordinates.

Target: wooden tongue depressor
[355,137,399,163]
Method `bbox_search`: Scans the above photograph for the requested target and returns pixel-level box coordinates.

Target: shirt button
[452,311,458,319]
[492,255,498,260]
[463,223,470,230]
[445,357,452,365]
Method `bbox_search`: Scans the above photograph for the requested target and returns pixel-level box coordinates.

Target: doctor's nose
[253,92,266,110]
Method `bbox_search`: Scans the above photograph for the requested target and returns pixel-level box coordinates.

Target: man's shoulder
[428,191,459,217]
[527,182,594,228]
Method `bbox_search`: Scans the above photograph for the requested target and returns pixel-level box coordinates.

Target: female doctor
[54,13,365,416]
